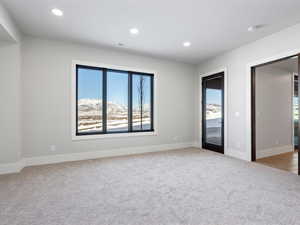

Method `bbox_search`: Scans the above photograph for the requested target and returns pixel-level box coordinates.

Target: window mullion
[75,65,79,135]
[128,72,133,132]
[102,68,107,133]
[150,76,154,131]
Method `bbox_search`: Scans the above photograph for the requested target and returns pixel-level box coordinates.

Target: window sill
[72,131,157,141]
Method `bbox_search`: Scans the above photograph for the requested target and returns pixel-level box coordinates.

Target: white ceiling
[3,0,300,64]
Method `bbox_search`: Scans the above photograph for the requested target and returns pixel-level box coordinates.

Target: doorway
[251,54,300,175]
[202,72,224,154]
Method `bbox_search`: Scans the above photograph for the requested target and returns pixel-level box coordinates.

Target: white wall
[21,37,197,158]
[0,42,22,163]
[0,2,22,165]
[197,22,300,161]
[256,66,293,158]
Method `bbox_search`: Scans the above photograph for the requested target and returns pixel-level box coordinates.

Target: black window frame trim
[76,64,155,136]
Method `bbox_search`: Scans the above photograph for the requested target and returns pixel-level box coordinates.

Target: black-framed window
[76,64,154,136]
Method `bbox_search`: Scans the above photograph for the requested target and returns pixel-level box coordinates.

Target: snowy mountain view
[78,99,150,132]
[205,104,222,145]
[206,104,221,120]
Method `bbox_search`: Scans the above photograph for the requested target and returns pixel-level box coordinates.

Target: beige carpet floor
[1,148,300,225]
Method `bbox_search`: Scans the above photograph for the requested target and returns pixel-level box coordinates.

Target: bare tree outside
[136,76,146,129]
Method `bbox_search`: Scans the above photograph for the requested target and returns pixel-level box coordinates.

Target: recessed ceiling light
[130,28,139,35]
[248,25,265,32]
[51,8,64,17]
[183,42,191,47]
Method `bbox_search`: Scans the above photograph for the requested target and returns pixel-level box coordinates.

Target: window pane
[107,70,128,132]
[205,88,222,146]
[132,74,151,131]
[77,67,103,134]
[294,75,298,147]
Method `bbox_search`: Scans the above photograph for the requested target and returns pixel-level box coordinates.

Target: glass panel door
[202,73,224,153]
[294,74,298,149]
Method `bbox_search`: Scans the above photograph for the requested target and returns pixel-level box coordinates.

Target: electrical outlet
[50,145,56,152]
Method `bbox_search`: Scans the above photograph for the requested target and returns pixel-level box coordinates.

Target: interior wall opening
[251,55,299,175]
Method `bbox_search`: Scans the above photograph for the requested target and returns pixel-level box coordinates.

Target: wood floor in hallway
[256,151,298,174]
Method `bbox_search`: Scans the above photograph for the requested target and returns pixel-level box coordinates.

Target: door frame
[292,73,298,150]
[250,54,300,175]
[199,68,228,154]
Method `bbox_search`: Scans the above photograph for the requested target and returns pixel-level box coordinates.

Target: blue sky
[206,89,221,105]
[78,68,150,106]
[107,71,128,105]
[78,68,102,100]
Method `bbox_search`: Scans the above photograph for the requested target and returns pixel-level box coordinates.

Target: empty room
[1,0,300,224]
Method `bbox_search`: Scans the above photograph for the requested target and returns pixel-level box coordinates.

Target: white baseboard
[0,142,194,175]
[256,145,294,159]
[192,142,201,148]
[226,148,250,161]
[0,160,25,175]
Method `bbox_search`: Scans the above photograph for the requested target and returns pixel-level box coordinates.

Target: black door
[202,72,224,154]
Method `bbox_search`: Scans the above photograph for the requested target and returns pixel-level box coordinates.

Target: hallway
[256,151,298,174]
